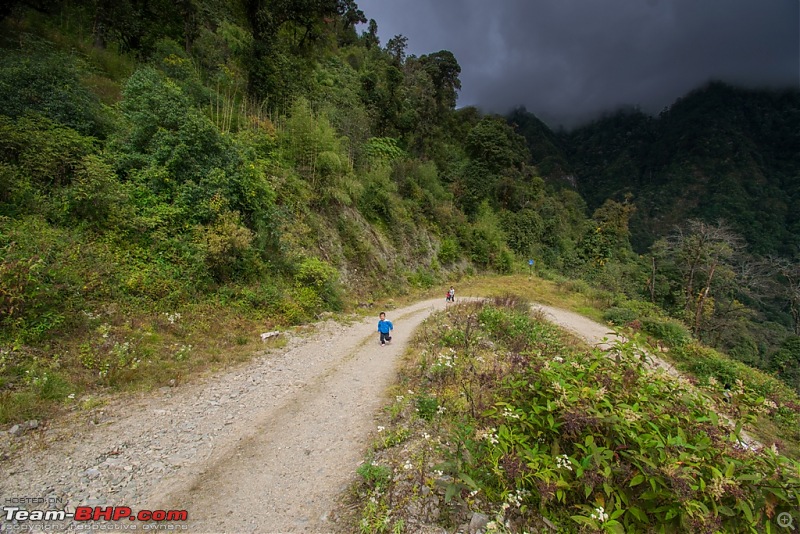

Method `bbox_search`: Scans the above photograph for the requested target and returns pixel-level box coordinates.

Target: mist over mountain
[511,82,800,255]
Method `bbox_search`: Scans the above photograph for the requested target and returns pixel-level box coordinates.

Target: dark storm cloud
[355,0,800,128]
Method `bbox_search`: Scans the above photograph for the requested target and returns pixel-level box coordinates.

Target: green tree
[280,98,352,205]
[458,117,530,215]
[469,201,512,272]
[653,219,744,336]
[768,335,800,392]
[418,50,461,115]
[362,18,379,49]
[385,34,408,66]
[465,117,528,173]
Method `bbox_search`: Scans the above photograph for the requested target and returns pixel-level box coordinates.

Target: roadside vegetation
[346,298,800,533]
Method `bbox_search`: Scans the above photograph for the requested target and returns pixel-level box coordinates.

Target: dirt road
[146,298,451,532]
[1,298,448,533]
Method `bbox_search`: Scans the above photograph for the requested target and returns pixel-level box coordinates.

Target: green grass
[0,298,293,424]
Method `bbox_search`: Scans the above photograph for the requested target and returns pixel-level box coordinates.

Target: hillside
[0,0,799,428]
[0,0,592,422]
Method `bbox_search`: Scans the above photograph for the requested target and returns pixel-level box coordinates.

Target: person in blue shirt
[377,312,393,346]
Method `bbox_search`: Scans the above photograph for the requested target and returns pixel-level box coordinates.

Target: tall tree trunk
[694,261,717,336]
[649,256,656,302]
[92,0,108,49]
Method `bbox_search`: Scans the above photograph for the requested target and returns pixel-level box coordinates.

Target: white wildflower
[555,454,572,471]
[477,428,499,445]
[590,506,609,523]
[507,489,530,508]
[377,426,385,433]
[622,409,642,423]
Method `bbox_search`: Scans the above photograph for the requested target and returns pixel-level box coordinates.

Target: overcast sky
[355,0,800,129]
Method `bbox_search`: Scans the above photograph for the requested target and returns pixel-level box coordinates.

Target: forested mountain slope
[560,82,800,255]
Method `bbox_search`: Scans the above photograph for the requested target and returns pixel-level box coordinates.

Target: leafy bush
[62,155,130,227]
[152,38,211,106]
[438,237,459,265]
[0,114,95,190]
[294,257,342,310]
[407,267,437,289]
[769,336,800,392]
[0,216,116,342]
[198,211,255,282]
[363,137,405,163]
[415,394,439,421]
[357,460,392,490]
[0,48,109,136]
[358,168,396,225]
[602,306,638,325]
[469,202,512,270]
[641,317,692,347]
[672,343,798,401]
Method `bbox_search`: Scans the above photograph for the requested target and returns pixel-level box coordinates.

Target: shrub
[641,317,692,347]
[603,306,638,325]
[415,394,439,421]
[63,155,130,227]
[0,114,94,189]
[199,211,255,282]
[0,49,109,136]
[407,267,437,289]
[294,257,342,310]
[0,216,113,342]
[357,461,392,490]
[438,237,459,265]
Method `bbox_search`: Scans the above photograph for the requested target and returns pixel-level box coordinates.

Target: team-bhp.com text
[4,507,188,522]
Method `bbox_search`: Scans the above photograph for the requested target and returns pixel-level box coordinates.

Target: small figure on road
[446,286,455,303]
[378,312,393,346]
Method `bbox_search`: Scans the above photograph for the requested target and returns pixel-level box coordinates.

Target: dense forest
[1,0,799,421]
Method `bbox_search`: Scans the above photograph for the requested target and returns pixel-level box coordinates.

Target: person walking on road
[446,286,455,303]
[378,312,393,346]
